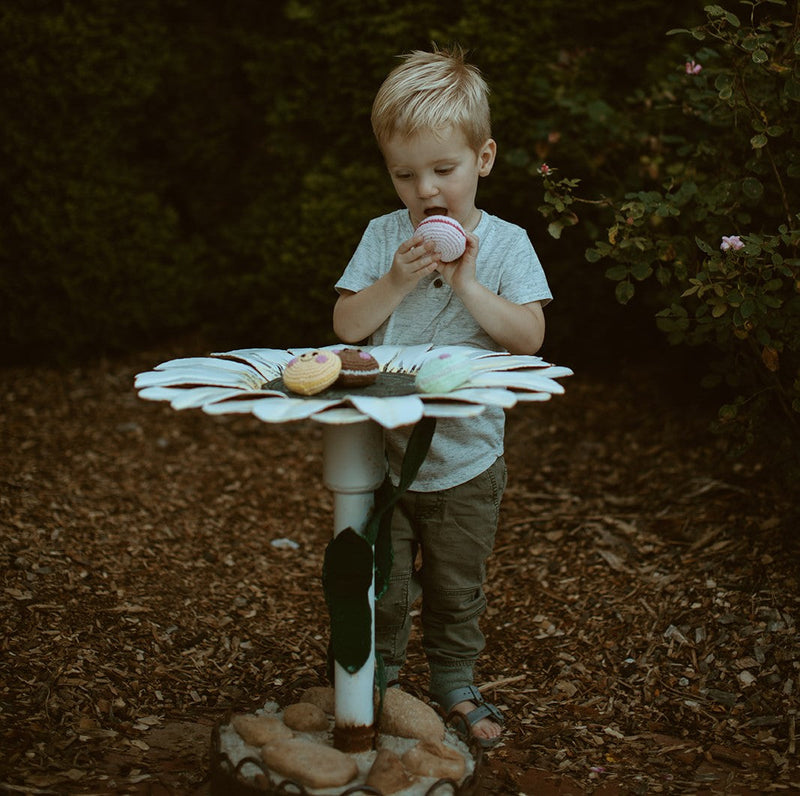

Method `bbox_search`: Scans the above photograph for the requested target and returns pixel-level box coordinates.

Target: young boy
[332,46,552,747]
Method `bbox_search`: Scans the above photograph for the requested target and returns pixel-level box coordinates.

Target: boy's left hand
[434,232,479,293]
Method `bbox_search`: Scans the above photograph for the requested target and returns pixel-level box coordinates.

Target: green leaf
[784,80,800,102]
[372,477,395,601]
[752,49,768,64]
[323,528,374,674]
[750,133,768,149]
[585,248,604,263]
[547,221,564,239]
[741,177,763,199]
[616,280,635,304]
[397,417,436,493]
[364,417,436,598]
[714,74,733,91]
[605,264,629,281]
[696,236,715,255]
[739,298,756,318]
[711,302,728,318]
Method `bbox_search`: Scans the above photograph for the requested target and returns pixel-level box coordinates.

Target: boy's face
[382,126,496,231]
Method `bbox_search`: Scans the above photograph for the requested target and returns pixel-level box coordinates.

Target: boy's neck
[464,209,482,232]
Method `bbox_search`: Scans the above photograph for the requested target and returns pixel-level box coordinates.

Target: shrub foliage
[537,0,800,454]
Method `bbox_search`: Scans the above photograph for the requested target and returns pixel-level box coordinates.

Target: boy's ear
[478,138,497,177]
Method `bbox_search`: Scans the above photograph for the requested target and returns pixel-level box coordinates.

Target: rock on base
[283,701,329,732]
[379,688,445,742]
[402,739,466,780]
[366,748,415,794]
[231,713,293,746]
[297,685,336,715]
[262,738,358,789]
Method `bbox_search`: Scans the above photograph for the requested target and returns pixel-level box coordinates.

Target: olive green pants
[375,456,507,699]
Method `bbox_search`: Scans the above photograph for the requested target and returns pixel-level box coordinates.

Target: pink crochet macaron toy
[416,215,467,262]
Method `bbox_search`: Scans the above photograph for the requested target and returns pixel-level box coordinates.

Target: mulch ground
[1,345,798,795]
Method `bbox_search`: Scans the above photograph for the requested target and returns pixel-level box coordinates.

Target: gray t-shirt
[335,209,552,491]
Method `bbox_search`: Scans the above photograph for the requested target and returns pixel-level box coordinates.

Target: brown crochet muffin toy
[334,348,381,387]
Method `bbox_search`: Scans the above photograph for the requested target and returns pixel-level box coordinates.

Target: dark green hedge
[1,0,698,366]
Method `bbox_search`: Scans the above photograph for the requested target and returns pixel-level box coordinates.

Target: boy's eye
[435,167,454,175]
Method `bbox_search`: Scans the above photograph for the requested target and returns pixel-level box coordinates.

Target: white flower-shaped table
[135,343,571,752]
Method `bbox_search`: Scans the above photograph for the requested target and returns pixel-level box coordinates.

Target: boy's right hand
[389,236,440,291]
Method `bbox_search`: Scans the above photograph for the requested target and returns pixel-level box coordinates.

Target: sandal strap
[461,701,504,727]
[435,684,484,713]
[435,685,505,726]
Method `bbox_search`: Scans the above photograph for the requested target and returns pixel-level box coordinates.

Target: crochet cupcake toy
[334,348,381,387]
[416,215,467,262]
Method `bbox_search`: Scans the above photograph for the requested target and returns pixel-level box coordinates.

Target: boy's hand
[434,232,479,294]
[389,236,440,291]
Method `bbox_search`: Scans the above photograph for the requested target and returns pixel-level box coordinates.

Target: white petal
[154,356,251,373]
[289,343,346,354]
[201,389,289,414]
[348,394,425,428]
[211,349,293,380]
[253,397,341,422]
[514,392,553,402]
[169,386,245,409]
[440,387,519,408]
[312,407,369,425]
[468,371,565,394]
[420,402,486,418]
[385,344,435,373]
[412,345,487,369]
[203,398,275,415]
[534,365,574,379]
[365,344,404,370]
[471,353,548,371]
[138,386,190,403]
[135,364,262,390]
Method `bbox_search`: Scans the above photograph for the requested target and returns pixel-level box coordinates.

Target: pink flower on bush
[685,60,702,75]
[539,163,551,175]
[720,235,744,252]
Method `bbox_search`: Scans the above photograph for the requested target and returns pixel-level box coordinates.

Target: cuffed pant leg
[419,457,507,699]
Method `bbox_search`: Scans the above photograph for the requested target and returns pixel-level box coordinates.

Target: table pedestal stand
[320,415,385,753]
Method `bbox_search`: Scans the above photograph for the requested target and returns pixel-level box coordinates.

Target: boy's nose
[417,177,439,198]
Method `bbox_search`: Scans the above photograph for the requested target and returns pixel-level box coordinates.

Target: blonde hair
[371,45,491,152]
